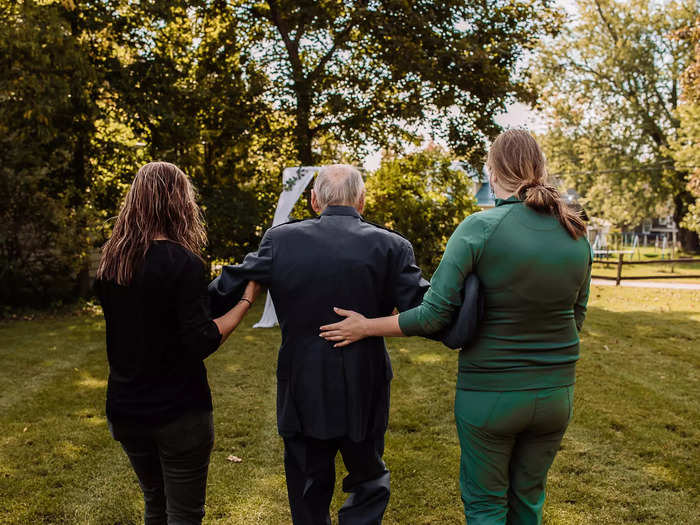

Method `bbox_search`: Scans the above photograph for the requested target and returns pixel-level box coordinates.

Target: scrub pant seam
[483,391,504,429]
[526,392,538,429]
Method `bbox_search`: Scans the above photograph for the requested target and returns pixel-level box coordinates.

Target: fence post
[616,253,623,286]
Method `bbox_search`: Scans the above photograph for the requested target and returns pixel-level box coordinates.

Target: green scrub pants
[454,385,574,525]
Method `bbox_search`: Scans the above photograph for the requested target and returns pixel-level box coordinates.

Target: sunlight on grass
[80,416,107,427]
[54,440,85,461]
[545,507,590,525]
[76,374,107,389]
[412,352,447,363]
[643,464,679,486]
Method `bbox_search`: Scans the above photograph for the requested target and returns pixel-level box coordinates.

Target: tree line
[1,0,558,306]
[4,1,697,308]
[531,0,699,250]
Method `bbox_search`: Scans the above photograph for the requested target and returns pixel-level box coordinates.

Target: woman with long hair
[95,161,260,524]
[320,130,592,524]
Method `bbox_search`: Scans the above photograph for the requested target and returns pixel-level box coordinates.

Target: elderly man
[209,164,428,524]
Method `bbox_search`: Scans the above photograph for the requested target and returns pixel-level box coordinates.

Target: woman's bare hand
[215,280,262,343]
[243,280,262,303]
[319,307,369,347]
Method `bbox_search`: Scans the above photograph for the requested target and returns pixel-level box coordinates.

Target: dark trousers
[109,411,214,525]
[283,434,390,525]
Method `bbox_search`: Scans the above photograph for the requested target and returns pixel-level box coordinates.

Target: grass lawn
[1,286,698,524]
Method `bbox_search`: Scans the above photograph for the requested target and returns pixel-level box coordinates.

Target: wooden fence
[592,254,700,285]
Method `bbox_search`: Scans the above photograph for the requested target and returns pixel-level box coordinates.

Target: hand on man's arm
[213,280,262,344]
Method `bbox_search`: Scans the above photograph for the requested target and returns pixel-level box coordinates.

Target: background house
[450,161,495,208]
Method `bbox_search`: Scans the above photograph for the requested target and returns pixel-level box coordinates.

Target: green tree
[109,1,295,262]
[239,0,562,166]
[0,1,279,303]
[364,145,478,273]
[0,0,117,305]
[669,19,700,234]
[531,0,697,249]
[0,0,566,306]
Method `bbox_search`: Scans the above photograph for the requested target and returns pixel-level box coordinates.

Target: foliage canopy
[669,18,700,234]
[1,0,562,304]
[239,0,562,165]
[531,0,697,248]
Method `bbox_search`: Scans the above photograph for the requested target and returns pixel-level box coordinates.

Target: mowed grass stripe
[203,320,290,523]
[0,315,140,524]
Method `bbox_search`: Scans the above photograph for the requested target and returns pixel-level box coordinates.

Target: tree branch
[593,0,618,43]
[309,24,354,81]
[650,83,679,128]
[309,1,368,81]
[567,59,668,148]
[312,113,366,134]
[566,58,620,92]
[266,0,304,80]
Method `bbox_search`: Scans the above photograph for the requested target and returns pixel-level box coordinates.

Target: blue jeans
[109,411,214,525]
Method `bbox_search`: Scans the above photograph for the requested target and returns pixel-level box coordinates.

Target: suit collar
[321,205,362,218]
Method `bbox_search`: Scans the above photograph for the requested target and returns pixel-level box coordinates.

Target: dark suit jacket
[209,205,428,442]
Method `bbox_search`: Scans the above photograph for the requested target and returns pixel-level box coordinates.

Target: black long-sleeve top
[95,241,221,427]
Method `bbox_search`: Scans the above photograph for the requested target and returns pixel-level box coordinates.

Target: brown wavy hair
[486,129,586,239]
[97,162,207,285]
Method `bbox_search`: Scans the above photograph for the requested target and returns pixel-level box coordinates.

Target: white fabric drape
[253,167,319,328]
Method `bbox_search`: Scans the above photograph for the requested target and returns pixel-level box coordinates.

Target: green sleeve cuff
[398,307,425,336]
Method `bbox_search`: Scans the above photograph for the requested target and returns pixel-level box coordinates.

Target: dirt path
[591,279,700,290]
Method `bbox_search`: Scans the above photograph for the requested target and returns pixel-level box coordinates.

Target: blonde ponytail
[487,130,586,239]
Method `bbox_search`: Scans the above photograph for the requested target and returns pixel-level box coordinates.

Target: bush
[0,169,89,306]
[364,147,479,274]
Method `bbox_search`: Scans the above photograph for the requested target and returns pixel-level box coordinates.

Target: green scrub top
[399,197,592,391]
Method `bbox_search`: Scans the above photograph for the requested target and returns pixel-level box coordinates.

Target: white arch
[254,167,320,328]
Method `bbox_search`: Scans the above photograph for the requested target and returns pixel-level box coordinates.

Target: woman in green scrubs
[320,129,592,524]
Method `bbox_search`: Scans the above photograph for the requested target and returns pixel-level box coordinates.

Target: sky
[361,102,547,171]
[494,101,547,132]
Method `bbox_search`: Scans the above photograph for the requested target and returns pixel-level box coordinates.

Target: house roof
[450,160,494,207]
[475,183,495,207]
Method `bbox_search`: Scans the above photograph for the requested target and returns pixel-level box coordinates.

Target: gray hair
[313,164,365,209]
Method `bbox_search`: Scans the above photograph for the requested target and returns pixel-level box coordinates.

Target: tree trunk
[67,7,90,206]
[677,228,699,254]
[76,263,91,298]
[295,84,315,165]
[673,191,699,253]
[294,83,316,214]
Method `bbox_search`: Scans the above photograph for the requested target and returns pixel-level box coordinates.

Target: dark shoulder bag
[426,273,484,350]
